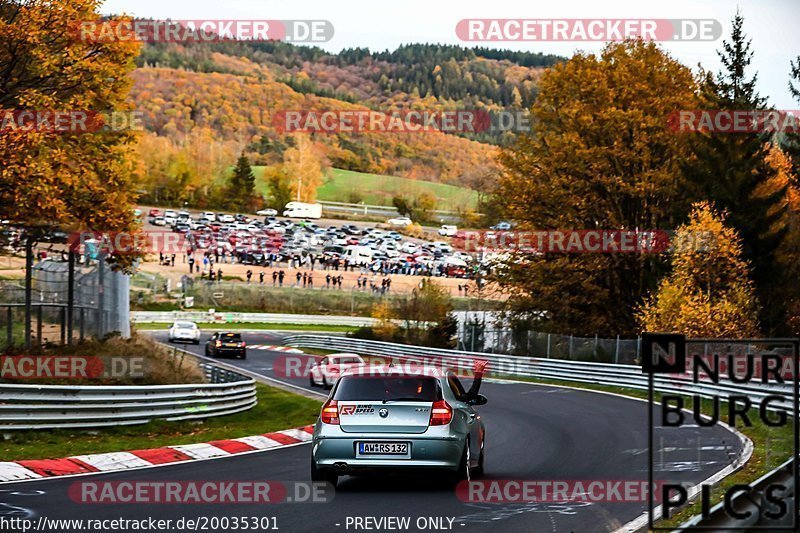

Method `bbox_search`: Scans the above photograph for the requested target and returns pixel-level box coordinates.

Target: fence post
[546,333,551,358]
[569,335,573,359]
[6,306,12,348]
[67,251,75,345]
[60,308,66,345]
[594,334,598,358]
[79,308,85,341]
[615,335,620,364]
[36,305,43,349]
[636,336,641,363]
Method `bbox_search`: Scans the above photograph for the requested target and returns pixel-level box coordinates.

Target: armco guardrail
[132,311,377,327]
[0,362,256,431]
[281,335,795,410]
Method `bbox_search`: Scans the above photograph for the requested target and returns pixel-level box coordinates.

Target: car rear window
[221,333,241,340]
[175,322,195,328]
[333,376,440,402]
[332,356,362,364]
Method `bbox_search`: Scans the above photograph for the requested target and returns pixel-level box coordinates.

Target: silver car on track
[310,365,487,487]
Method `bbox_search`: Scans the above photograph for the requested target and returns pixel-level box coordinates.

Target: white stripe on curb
[0,462,42,480]
[279,428,314,441]
[234,435,286,450]
[71,452,154,472]
[169,443,230,460]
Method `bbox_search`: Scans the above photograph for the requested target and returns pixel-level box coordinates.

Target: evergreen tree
[681,11,789,333]
[783,56,800,178]
[228,153,256,211]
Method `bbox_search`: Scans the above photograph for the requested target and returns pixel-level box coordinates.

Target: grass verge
[0,383,322,461]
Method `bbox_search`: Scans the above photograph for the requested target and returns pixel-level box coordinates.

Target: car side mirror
[468,394,488,406]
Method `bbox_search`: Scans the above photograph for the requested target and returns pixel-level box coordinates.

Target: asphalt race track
[0,331,745,533]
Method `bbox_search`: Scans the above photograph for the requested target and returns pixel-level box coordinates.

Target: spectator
[278,270,285,287]
[246,270,253,283]
[302,272,308,287]
[337,274,343,289]
[295,271,302,287]
[217,268,222,284]
[308,272,314,287]
[326,273,331,288]
[272,271,278,286]
[259,271,265,284]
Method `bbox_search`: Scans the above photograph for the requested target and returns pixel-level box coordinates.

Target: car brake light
[429,399,452,426]
[215,340,221,347]
[241,341,246,347]
[320,400,339,424]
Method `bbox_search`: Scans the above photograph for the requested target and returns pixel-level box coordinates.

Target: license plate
[357,442,410,456]
[224,343,239,347]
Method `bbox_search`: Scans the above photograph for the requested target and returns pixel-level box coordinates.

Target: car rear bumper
[312,432,464,472]
[214,348,246,357]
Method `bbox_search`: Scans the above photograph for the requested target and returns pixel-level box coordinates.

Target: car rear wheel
[474,436,485,477]
[310,458,338,488]
[322,375,331,389]
[453,440,471,483]
[309,373,317,387]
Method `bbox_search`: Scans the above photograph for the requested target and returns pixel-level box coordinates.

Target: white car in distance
[309,353,366,389]
[439,225,458,236]
[387,216,412,227]
[168,321,201,344]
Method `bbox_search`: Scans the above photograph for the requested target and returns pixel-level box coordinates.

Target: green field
[252,167,479,210]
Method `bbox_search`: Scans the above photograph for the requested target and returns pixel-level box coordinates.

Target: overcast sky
[102,0,800,108]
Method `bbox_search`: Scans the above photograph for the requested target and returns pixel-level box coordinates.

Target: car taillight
[320,400,339,424]
[429,399,452,426]
[240,341,246,347]
[215,340,221,347]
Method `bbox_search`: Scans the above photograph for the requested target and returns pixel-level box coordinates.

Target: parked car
[309,353,366,389]
[148,209,161,218]
[152,216,166,226]
[491,221,512,231]
[257,208,278,216]
[387,216,412,227]
[168,321,200,344]
[205,332,246,359]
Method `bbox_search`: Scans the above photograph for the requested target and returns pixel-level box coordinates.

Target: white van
[343,245,374,265]
[283,202,322,219]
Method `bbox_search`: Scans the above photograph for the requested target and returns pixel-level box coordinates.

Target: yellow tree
[637,202,760,338]
[282,134,324,202]
[0,0,141,231]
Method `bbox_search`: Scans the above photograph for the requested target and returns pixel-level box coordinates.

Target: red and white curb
[247,345,304,352]
[0,425,314,483]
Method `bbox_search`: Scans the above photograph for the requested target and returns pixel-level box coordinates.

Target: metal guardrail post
[546,333,551,358]
[79,307,85,341]
[615,335,620,364]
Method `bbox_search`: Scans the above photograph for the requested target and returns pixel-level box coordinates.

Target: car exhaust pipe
[333,462,348,472]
